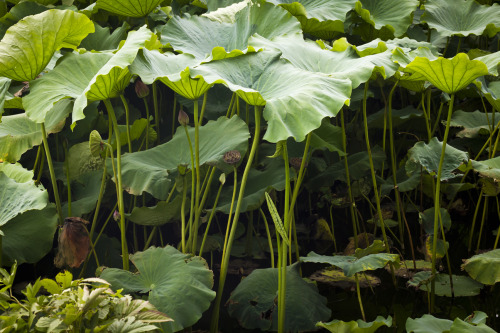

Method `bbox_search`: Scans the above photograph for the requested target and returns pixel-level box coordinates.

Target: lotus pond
[1,0,500,332]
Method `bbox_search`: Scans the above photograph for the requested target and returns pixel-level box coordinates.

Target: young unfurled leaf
[265,192,290,246]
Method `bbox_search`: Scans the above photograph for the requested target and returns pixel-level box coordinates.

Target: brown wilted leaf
[54,217,90,268]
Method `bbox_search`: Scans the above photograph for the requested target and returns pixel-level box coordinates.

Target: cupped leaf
[404,53,488,94]
[0,172,49,227]
[301,251,400,277]
[227,263,331,331]
[127,195,185,226]
[130,49,217,100]
[249,34,398,89]
[422,0,500,38]
[117,116,249,200]
[96,0,163,17]
[160,2,301,62]
[269,0,357,38]
[101,246,215,333]
[462,249,500,285]
[0,9,94,81]
[406,137,469,181]
[24,26,153,125]
[2,204,58,265]
[317,316,392,333]
[355,0,419,37]
[191,50,352,142]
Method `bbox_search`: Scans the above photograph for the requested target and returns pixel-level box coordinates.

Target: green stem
[41,123,63,225]
[104,99,129,271]
[260,208,275,268]
[192,100,202,254]
[152,82,160,145]
[63,140,72,217]
[143,97,150,150]
[120,94,132,153]
[199,175,225,256]
[355,273,366,321]
[431,93,455,312]
[211,106,262,333]
[180,174,188,253]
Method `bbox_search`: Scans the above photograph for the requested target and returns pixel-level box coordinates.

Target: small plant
[0,264,171,332]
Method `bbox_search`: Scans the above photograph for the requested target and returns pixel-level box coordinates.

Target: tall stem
[431,93,455,311]
[41,123,63,225]
[120,95,132,153]
[211,106,262,333]
[104,99,129,270]
[152,82,160,145]
[192,100,202,254]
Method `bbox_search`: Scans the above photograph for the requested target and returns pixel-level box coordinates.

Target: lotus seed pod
[135,79,149,98]
[223,150,241,165]
[290,157,306,170]
[178,109,189,126]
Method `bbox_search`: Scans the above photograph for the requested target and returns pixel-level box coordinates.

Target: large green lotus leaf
[422,0,500,38]
[0,172,49,227]
[419,207,451,235]
[449,110,500,138]
[475,78,500,112]
[160,2,300,62]
[1,204,57,265]
[302,251,400,277]
[0,76,10,116]
[392,46,438,69]
[24,26,153,125]
[191,51,352,143]
[469,157,500,181]
[249,35,398,89]
[80,22,130,51]
[406,137,469,181]
[0,100,72,163]
[404,53,488,94]
[130,49,217,100]
[96,0,163,17]
[406,315,453,333]
[117,116,249,200]
[268,0,357,38]
[408,272,483,297]
[475,51,500,76]
[0,9,94,81]
[227,263,330,331]
[0,162,33,183]
[101,246,215,333]
[215,158,287,214]
[62,171,103,219]
[310,119,345,155]
[462,249,500,285]
[355,0,419,37]
[317,316,392,333]
[0,2,48,39]
[127,195,184,226]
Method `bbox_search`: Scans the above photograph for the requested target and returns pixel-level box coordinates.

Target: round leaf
[0,9,94,81]
[101,246,216,333]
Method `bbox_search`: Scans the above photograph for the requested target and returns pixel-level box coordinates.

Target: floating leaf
[408,272,483,297]
[462,249,500,285]
[101,246,215,333]
[406,314,453,333]
[406,137,469,181]
[0,9,94,81]
[449,110,500,138]
[96,0,163,17]
[317,316,392,333]
[404,53,488,94]
[227,263,330,331]
[310,267,381,289]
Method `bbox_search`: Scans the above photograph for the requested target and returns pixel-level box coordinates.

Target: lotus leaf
[408,272,483,297]
[127,195,185,226]
[419,207,451,235]
[0,9,94,81]
[462,249,500,285]
[96,0,163,17]
[406,312,495,333]
[0,2,47,39]
[101,246,215,333]
[422,0,500,38]
[227,263,330,331]
[317,316,392,333]
[448,110,500,138]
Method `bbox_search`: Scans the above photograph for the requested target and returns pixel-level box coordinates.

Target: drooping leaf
[24,26,153,125]
[317,316,392,333]
[227,263,331,331]
[355,0,419,37]
[422,0,500,38]
[117,116,249,200]
[406,314,453,333]
[309,119,345,155]
[0,9,94,81]
[1,204,58,265]
[448,110,500,138]
[419,207,451,235]
[301,251,400,277]
[0,100,72,163]
[249,34,398,88]
[462,249,500,285]
[80,22,130,51]
[408,272,483,297]
[269,0,357,39]
[191,50,352,142]
[127,195,185,226]
[404,53,488,94]
[406,137,469,181]
[469,157,500,182]
[160,2,301,62]
[96,0,163,17]
[101,246,215,333]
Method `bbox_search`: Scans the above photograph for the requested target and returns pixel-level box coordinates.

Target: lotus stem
[180,174,188,254]
[431,93,455,311]
[63,140,72,217]
[192,99,202,254]
[40,123,63,225]
[221,167,238,263]
[199,175,225,256]
[103,99,129,271]
[260,208,275,268]
[211,106,262,333]
[120,95,132,153]
[152,82,160,145]
[355,273,366,321]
